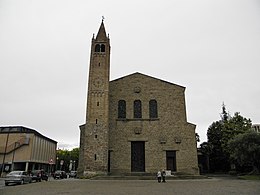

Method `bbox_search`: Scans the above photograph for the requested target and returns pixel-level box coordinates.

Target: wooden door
[166,151,176,171]
[131,141,145,172]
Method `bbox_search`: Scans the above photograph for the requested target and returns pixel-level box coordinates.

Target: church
[78,21,199,176]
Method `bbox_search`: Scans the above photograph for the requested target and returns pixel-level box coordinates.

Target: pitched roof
[96,21,108,41]
[110,72,185,89]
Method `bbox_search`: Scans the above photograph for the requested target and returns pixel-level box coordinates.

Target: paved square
[1,177,260,195]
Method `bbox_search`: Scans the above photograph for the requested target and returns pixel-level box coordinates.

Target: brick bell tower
[78,20,110,176]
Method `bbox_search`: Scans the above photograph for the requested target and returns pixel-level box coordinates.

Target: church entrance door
[131,141,145,172]
[166,151,176,172]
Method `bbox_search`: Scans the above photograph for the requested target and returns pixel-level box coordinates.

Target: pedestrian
[157,170,162,183]
[162,169,166,182]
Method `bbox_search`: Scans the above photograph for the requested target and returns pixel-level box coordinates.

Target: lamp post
[60,160,64,171]
[56,157,59,171]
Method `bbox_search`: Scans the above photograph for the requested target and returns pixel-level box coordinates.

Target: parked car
[31,170,48,182]
[5,171,32,186]
[69,171,77,178]
[53,170,67,179]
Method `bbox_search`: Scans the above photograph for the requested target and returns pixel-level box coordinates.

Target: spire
[96,18,108,40]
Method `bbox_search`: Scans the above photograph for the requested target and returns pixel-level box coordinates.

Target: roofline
[0,126,57,144]
[110,72,185,89]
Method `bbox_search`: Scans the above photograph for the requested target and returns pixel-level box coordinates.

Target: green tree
[199,142,212,172]
[56,148,79,172]
[195,133,200,142]
[206,104,252,172]
[222,112,252,154]
[207,120,229,171]
[70,148,79,161]
[220,102,229,122]
[228,131,260,174]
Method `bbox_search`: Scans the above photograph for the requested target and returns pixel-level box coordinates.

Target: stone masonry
[78,21,199,176]
[109,73,198,174]
[78,21,110,176]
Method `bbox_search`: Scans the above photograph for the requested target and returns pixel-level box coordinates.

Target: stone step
[91,175,208,180]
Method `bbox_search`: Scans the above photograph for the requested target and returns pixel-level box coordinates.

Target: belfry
[78,21,110,174]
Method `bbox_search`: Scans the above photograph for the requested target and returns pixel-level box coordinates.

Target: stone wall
[108,73,199,175]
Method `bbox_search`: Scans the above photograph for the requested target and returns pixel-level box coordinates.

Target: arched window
[134,100,142,118]
[118,100,126,118]
[101,44,105,52]
[94,44,105,53]
[94,44,101,52]
[149,99,158,118]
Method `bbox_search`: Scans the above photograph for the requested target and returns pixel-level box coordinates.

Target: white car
[5,171,32,186]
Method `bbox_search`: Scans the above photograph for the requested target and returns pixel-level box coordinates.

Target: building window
[95,44,101,52]
[149,99,158,118]
[94,44,105,53]
[118,100,126,118]
[101,44,105,52]
[134,100,142,118]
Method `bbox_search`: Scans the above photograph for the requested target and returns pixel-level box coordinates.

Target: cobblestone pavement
[0,177,259,195]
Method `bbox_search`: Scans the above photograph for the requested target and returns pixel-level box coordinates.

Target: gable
[110,72,185,91]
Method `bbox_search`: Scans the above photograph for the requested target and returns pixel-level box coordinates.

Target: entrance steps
[90,173,207,180]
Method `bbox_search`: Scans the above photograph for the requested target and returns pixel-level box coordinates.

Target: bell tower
[78,20,110,175]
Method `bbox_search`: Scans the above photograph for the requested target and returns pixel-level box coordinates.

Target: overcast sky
[1,0,259,149]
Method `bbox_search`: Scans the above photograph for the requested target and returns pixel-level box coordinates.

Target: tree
[206,104,252,172]
[228,131,260,174]
[220,102,229,122]
[195,133,200,142]
[56,148,79,172]
[199,142,212,172]
[222,112,252,154]
[207,121,229,171]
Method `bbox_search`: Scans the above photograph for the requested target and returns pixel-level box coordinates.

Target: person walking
[157,170,162,183]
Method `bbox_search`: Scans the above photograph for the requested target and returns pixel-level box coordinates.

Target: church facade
[78,21,199,176]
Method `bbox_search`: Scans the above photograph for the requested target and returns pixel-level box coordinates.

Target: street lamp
[60,160,64,171]
[56,157,59,171]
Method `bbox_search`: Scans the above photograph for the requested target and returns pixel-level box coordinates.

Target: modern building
[78,21,199,176]
[252,124,260,133]
[0,126,57,176]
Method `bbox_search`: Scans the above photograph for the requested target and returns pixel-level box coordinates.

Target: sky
[0,0,260,150]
